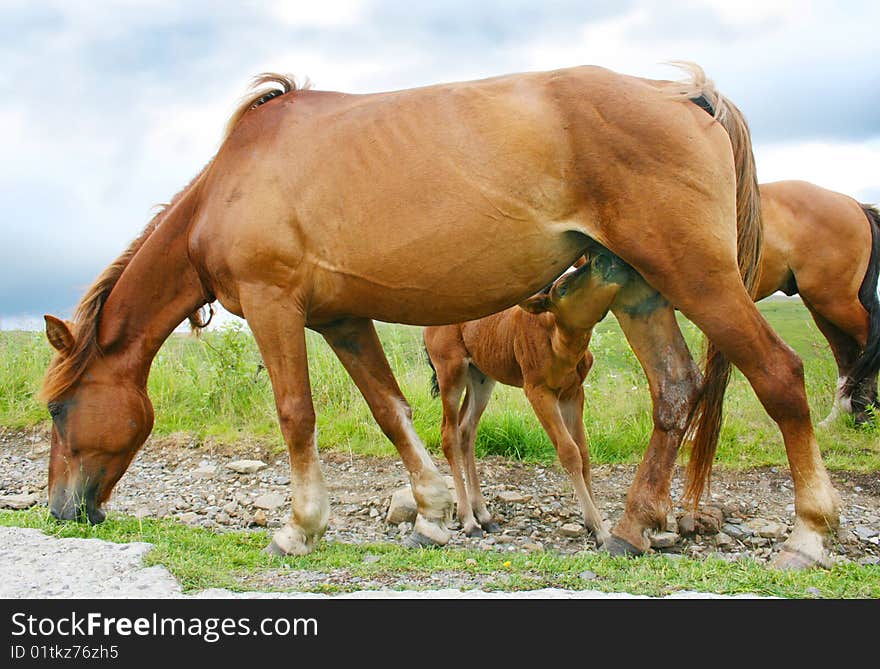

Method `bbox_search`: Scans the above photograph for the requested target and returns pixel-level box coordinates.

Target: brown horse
[757,181,880,425]
[425,251,696,547]
[40,62,840,569]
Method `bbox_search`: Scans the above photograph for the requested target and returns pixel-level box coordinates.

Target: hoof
[264,540,288,557]
[601,535,645,557]
[480,520,502,534]
[404,531,443,549]
[772,548,831,571]
[464,526,485,538]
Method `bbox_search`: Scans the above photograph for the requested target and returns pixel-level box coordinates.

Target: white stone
[253,493,286,510]
[386,487,417,525]
[0,493,40,510]
[497,490,531,504]
[226,460,267,474]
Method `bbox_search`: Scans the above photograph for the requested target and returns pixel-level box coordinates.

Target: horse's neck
[98,214,208,387]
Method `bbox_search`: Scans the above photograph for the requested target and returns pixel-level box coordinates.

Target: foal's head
[41,315,154,524]
[519,253,630,330]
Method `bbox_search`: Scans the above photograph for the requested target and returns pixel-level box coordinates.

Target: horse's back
[191,64,732,326]
[758,180,871,302]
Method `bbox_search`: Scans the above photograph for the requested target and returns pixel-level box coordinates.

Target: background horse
[757,181,880,425]
[40,62,839,569]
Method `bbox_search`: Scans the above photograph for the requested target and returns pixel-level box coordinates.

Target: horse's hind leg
[603,282,702,555]
[320,318,454,547]
[645,268,839,568]
[241,290,328,556]
[801,299,873,425]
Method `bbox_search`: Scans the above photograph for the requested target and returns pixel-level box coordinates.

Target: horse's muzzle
[49,484,106,524]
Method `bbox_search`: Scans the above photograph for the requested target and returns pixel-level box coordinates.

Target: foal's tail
[663,63,764,507]
[424,344,440,398]
[843,204,880,417]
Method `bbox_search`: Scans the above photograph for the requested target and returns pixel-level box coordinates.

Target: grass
[2,298,878,471]
[2,508,877,598]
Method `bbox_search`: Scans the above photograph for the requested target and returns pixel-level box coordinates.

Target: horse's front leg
[241,288,329,556]
[319,318,454,547]
[605,287,703,556]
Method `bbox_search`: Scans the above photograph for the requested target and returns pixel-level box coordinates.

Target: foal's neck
[550,320,593,364]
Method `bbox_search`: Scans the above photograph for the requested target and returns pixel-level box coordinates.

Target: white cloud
[755,139,880,202]
[267,0,366,28]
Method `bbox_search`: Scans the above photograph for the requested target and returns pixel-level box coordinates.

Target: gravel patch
[1,426,877,595]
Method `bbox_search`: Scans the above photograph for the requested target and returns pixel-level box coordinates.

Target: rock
[497,490,531,504]
[665,512,679,534]
[650,531,680,549]
[386,487,417,525]
[443,475,456,490]
[678,507,723,536]
[133,506,151,520]
[176,512,200,525]
[559,523,584,537]
[222,501,237,515]
[362,554,381,564]
[578,570,598,581]
[226,460,267,474]
[252,510,267,527]
[722,523,754,541]
[858,556,880,566]
[192,464,216,479]
[0,493,40,510]
[523,542,544,552]
[714,532,735,548]
[368,507,380,518]
[465,558,478,566]
[746,519,787,540]
[853,526,878,541]
[495,535,516,544]
[253,493,286,510]
[215,511,231,525]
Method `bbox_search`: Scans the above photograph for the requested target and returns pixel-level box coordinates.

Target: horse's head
[42,315,154,524]
[519,252,629,329]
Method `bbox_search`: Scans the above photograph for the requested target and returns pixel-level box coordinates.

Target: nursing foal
[424,251,688,543]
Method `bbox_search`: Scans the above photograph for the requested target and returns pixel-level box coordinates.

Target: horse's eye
[48,402,64,419]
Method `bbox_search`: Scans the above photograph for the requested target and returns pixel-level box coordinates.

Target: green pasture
[1,508,876,598]
[2,297,878,471]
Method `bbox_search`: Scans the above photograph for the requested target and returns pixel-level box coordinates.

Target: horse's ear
[519,294,552,314]
[44,315,74,354]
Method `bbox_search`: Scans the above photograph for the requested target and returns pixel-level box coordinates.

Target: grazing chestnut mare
[425,251,697,546]
[40,62,840,568]
[757,181,880,425]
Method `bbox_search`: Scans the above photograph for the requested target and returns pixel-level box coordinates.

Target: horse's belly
[306,222,585,326]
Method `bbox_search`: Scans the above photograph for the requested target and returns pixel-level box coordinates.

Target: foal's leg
[524,384,610,545]
[426,338,482,536]
[319,318,454,547]
[558,384,596,503]
[604,288,702,555]
[458,370,499,533]
[241,293,328,556]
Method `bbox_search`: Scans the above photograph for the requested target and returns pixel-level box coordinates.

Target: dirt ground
[2,428,878,573]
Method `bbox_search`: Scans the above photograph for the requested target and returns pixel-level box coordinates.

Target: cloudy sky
[2,0,879,328]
